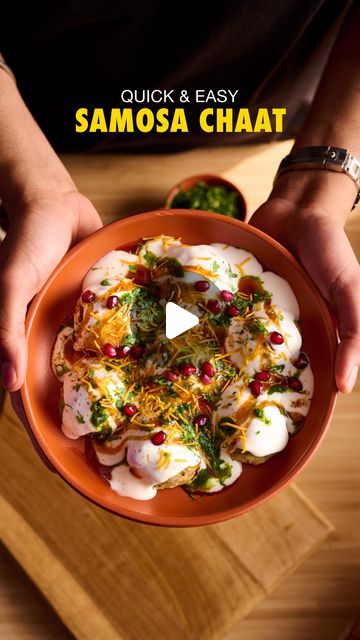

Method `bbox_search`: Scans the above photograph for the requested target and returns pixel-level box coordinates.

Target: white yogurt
[245,405,289,457]
[53,235,314,501]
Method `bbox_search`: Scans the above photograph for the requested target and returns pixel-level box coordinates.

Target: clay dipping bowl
[21,210,337,527]
[165,174,246,220]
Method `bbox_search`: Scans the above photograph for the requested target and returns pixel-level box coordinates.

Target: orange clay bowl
[21,210,337,527]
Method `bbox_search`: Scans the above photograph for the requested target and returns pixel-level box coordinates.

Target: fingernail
[347,366,358,392]
[1,361,17,389]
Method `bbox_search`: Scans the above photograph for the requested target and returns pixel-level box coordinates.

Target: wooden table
[0,142,359,640]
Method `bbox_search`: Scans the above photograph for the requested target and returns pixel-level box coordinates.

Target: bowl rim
[164,173,246,217]
[20,209,338,527]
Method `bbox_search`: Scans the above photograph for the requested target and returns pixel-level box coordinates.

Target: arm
[0,68,102,391]
[251,2,360,393]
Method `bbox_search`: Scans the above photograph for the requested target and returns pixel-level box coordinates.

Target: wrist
[0,159,77,217]
[0,76,76,216]
[270,169,357,225]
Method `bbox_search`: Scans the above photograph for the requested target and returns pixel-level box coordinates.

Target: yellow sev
[65,236,285,466]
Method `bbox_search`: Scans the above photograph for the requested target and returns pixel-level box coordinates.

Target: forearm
[0,68,75,215]
[294,2,360,153]
[270,2,360,221]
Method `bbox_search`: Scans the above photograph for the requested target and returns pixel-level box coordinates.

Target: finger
[251,207,360,393]
[331,262,360,393]
[73,195,102,244]
[0,231,40,391]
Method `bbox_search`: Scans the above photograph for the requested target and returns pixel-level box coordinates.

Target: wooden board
[0,394,332,640]
[3,140,354,639]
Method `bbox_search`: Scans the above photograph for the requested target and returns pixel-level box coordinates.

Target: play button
[165,302,199,339]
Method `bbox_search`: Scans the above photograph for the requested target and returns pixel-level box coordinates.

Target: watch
[274,145,360,209]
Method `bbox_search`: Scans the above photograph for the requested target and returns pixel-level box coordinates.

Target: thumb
[0,229,41,391]
[331,261,360,393]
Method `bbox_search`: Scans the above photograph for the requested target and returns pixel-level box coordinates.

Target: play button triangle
[165,302,199,339]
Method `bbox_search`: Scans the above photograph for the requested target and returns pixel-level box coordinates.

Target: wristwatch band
[275,146,360,209]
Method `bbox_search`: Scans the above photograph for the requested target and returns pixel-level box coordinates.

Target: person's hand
[250,170,360,394]
[0,68,102,393]
[0,188,102,391]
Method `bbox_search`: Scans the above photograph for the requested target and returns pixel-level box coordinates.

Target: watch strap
[275,146,360,209]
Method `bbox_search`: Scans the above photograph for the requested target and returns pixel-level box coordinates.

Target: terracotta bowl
[165,173,246,220]
[21,210,337,527]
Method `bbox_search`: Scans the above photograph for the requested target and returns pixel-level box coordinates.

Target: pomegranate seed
[207,299,221,315]
[106,295,119,309]
[122,403,137,417]
[294,352,309,369]
[194,414,208,428]
[226,304,239,318]
[200,373,212,385]
[116,345,131,358]
[194,280,210,292]
[151,430,166,446]
[269,331,284,345]
[179,362,197,376]
[164,370,179,382]
[130,344,144,359]
[255,370,270,382]
[103,343,117,358]
[220,290,234,301]
[81,289,95,303]
[288,377,303,392]
[249,380,262,397]
[201,361,215,377]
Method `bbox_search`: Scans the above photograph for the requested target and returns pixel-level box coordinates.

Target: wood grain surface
[0,392,332,640]
[0,142,359,640]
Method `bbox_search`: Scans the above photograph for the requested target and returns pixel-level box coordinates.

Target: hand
[250,171,360,394]
[0,188,102,391]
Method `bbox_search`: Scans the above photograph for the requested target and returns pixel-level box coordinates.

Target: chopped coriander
[120,292,133,305]
[210,312,230,328]
[253,408,271,424]
[267,363,285,373]
[224,367,238,381]
[252,290,271,304]
[203,390,222,406]
[90,400,109,430]
[170,181,240,217]
[76,414,85,424]
[143,249,157,268]
[212,260,220,273]
[226,264,239,279]
[246,319,268,336]
[100,279,111,286]
[188,468,212,489]
[132,289,164,330]
[115,397,123,411]
[267,384,289,395]
[231,296,249,313]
